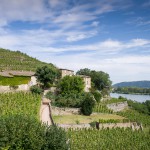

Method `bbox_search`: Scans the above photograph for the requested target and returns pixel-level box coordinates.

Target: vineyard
[93,102,113,113]
[0,92,41,119]
[0,48,57,71]
[117,109,150,127]
[68,128,150,150]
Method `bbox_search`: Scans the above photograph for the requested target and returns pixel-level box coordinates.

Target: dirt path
[40,97,52,125]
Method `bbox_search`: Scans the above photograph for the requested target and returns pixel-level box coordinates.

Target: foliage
[68,128,150,150]
[0,48,57,71]
[59,76,84,95]
[35,65,58,88]
[0,92,41,119]
[46,91,56,101]
[0,115,45,150]
[81,93,95,115]
[43,125,68,150]
[0,115,68,150]
[9,85,18,90]
[0,75,30,86]
[76,68,112,91]
[117,109,150,127]
[102,97,126,104]
[30,85,43,95]
[113,87,150,95]
[54,93,87,107]
[127,100,150,115]
[98,118,129,123]
[92,90,102,102]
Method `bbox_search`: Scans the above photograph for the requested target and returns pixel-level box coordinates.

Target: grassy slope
[53,114,124,124]
[0,76,31,86]
[0,48,57,71]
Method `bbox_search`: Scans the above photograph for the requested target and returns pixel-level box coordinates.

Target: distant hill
[113,81,150,88]
[0,48,57,71]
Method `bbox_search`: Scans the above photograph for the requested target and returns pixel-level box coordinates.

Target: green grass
[0,76,31,86]
[53,114,124,124]
[0,92,41,119]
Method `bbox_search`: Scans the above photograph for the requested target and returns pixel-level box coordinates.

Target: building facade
[79,75,91,92]
[59,69,74,78]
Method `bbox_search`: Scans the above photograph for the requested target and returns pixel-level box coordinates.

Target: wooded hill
[113,81,150,88]
[0,48,57,71]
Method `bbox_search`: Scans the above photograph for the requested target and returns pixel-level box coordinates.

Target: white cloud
[0,0,50,24]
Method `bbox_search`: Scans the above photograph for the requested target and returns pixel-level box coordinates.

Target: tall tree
[76,68,112,91]
[35,66,58,88]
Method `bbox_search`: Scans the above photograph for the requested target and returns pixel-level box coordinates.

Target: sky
[0,0,150,84]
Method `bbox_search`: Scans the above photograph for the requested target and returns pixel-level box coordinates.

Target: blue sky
[0,0,150,84]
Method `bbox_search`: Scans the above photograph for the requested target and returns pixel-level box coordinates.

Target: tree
[81,93,95,115]
[35,66,58,89]
[76,68,112,91]
[59,76,84,95]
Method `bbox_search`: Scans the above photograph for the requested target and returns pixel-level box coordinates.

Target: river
[110,93,150,103]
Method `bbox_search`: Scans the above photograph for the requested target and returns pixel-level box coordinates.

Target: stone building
[59,68,74,78]
[79,75,91,92]
[59,68,91,92]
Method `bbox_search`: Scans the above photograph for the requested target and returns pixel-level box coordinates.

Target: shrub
[42,125,68,150]
[54,93,86,108]
[81,93,95,115]
[0,115,45,150]
[9,85,18,90]
[0,115,68,150]
[30,85,43,95]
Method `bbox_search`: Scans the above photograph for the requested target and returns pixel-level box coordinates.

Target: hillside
[113,81,150,88]
[0,48,57,71]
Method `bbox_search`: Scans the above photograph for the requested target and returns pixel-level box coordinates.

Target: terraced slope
[0,48,57,71]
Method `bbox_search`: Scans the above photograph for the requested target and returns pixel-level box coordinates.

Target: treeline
[127,100,150,115]
[113,87,150,95]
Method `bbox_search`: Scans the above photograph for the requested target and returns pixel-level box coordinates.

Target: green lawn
[53,114,125,124]
[0,76,31,86]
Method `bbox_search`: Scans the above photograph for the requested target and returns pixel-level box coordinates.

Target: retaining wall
[106,101,128,112]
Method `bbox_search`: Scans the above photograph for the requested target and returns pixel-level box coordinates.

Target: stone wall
[0,76,37,93]
[106,101,128,112]
[57,122,142,130]
[51,106,80,115]
[0,84,30,93]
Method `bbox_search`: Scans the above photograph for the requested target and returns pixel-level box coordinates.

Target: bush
[30,85,43,95]
[59,76,84,95]
[43,125,69,150]
[0,115,45,150]
[0,115,68,150]
[9,85,18,90]
[54,93,86,108]
[92,90,102,102]
[81,93,95,115]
